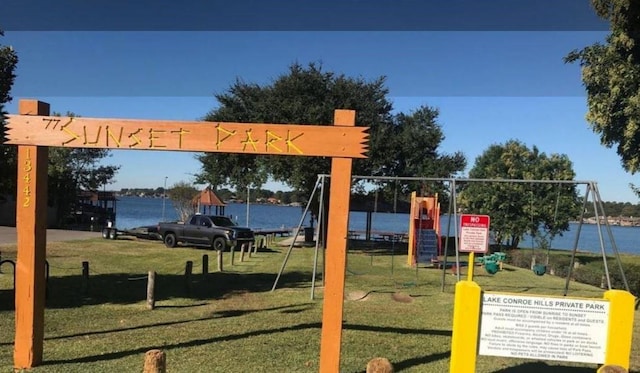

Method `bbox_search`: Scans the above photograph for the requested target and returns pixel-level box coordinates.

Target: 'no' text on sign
[459,214,491,253]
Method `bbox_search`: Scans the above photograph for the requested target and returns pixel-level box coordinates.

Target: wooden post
[319,110,355,373]
[230,245,235,266]
[217,250,223,272]
[247,242,252,258]
[14,100,49,369]
[202,254,208,275]
[184,261,193,295]
[239,243,246,262]
[146,271,156,310]
[143,349,166,373]
[81,261,89,296]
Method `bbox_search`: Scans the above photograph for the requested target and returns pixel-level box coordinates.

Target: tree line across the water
[118,187,308,206]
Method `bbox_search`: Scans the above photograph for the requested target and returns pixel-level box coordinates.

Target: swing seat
[532,263,547,276]
[484,260,499,275]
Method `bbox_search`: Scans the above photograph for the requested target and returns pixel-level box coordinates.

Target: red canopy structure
[192,187,226,215]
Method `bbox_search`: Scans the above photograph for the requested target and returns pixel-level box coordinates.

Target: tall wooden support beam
[319,110,355,373]
[14,100,49,368]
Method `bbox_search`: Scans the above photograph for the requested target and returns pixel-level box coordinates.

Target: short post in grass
[184,261,193,296]
[202,254,208,275]
[143,349,166,373]
[81,261,89,296]
[247,242,252,258]
[230,245,235,266]
[239,243,245,262]
[146,271,156,310]
[217,250,223,272]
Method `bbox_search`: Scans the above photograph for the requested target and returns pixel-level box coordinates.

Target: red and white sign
[459,214,491,253]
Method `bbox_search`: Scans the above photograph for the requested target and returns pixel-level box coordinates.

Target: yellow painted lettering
[170,128,190,148]
[83,125,102,145]
[265,130,282,153]
[286,131,304,154]
[128,128,143,148]
[216,124,236,149]
[106,126,123,147]
[241,129,259,151]
[61,118,81,145]
[149,129,166,148]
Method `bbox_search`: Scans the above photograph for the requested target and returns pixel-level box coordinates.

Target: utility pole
[162,176,168,222]
[246,186,250,227]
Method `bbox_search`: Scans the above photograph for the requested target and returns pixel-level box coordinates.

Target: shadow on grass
[42,321,323,366]
[40,321,453,367]
[0,269,314,310]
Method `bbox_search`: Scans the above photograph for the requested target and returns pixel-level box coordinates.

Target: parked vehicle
[157,214,254,250]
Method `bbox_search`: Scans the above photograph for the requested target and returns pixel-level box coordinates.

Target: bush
[610,263,640,296]
[572,262,605,288]
[548,255,574,278]
[505,249,546,270]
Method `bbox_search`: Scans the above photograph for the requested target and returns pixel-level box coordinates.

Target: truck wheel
[164,233,177,248]
[212,237,226,251]
[102,228,110,239]
[109,229,117,240]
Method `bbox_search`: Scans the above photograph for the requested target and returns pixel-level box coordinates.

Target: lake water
[115,196,640,255]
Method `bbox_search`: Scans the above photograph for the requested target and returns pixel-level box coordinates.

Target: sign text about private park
[459,214,490,253]
[479,292,609,364]
[5,115,369,158]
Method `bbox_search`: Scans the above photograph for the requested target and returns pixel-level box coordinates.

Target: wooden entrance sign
[7,100,367,372]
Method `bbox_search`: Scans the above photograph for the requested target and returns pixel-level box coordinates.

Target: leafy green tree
[196,62,466,212]
[565,0,640,194]
[167,181,199,221]
[459,140,580,250]
[0,30,19,202]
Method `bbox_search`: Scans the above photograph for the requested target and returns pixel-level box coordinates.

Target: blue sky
[4,30,639,203]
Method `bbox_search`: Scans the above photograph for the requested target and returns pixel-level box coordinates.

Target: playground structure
[407,191,441,267]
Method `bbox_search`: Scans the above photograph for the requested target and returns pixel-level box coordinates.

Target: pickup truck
[157,214,255,251]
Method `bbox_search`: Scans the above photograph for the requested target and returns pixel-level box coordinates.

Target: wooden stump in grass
[366,357,394,373]
[597,365,628,373]
[143,349,166,373]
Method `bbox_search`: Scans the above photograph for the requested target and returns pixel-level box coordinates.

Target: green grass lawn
[0,237,638,372]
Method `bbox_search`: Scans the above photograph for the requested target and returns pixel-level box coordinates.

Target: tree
[458,140,580,250]
[196,62,466,211]
[167,181,199,221]
[565,0,640,193]
[48,112,120,226]
[0,30,19,201]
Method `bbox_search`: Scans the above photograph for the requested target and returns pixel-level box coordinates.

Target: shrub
[572,262,605,288]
